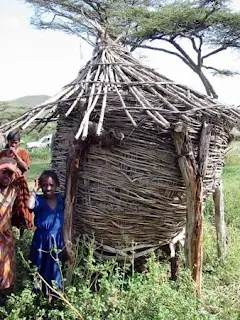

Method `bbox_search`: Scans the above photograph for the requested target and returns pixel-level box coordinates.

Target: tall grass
[29,149,51,163]
[0,143,239,319]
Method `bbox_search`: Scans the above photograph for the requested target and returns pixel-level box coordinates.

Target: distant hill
[0,95,50,124]
[8,95,50,108]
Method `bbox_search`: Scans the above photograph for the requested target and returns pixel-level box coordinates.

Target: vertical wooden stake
[213,180,227,258]
[184,170,204,296]
[63,144,82,266]
[169,242,180,281]
[173,122,211,296]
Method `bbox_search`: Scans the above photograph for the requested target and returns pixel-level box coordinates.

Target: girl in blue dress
[27,170,64,294]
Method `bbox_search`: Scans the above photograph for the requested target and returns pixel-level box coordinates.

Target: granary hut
[3,36,239,294]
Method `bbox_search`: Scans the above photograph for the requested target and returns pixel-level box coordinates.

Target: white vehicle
[26,134,53,151]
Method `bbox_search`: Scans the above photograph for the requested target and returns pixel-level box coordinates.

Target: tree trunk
[197,70,218,99]
[166,39,218,99]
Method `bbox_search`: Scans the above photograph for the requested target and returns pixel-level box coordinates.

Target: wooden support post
[173,122,211,296]
[63,144,82,266]
[169,242,180,281]
[213,180,227,258]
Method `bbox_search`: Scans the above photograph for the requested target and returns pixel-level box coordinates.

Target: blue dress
[30,193,64,292]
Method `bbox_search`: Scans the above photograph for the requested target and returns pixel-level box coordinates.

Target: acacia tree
[25,0,240,98]
[24,0,150,45]
[113,0,240,98]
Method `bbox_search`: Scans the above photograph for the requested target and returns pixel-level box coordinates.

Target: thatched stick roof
[1,35,239,136]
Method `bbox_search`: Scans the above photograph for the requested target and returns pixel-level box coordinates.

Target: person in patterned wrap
[0,157,20,297]
[0,130,33,236]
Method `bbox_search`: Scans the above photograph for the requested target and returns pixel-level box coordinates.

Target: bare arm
[15,153,29,172]
[10,147,29,172]
[27,191,36,209]
[27,179,39,209]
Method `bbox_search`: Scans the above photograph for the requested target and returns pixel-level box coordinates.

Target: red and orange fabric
[0,186,17,290]
[0,149,33,229]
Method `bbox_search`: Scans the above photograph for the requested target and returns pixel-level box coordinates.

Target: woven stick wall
[2,36,239,259]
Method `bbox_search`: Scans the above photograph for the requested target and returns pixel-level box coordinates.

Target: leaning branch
[169,39,197,68]
[203,65,240,76]
[137,44,193,68]
[190,37,199,53]
[201,46,227,60]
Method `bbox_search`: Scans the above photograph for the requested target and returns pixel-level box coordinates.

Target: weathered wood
[169,229,185,280]
[190,178,203,295]
[173,121,211,295]
[63,144,82,265]
[198,122,212,177]
[213,180,227,258]
[170,242,180,281]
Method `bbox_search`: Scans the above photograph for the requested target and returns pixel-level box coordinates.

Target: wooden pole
[213,180,227,258]
[63,143,82,266]
[169,242,180,281]
[173,121,211,295]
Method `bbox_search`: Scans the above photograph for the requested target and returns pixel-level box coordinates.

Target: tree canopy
[25,0,240,98]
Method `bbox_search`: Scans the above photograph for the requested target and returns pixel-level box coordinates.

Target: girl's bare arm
[27,178,39,209]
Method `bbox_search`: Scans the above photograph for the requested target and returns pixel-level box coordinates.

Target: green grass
[1,143,240,319]
[225,140,240,166]
[29,149,51,164]
[223,141,240,228]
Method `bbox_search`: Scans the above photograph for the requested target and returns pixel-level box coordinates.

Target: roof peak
[1,36,239,137]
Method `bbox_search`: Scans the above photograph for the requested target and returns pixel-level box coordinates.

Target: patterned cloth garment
[0,148,33,230]
[0,187,17,290]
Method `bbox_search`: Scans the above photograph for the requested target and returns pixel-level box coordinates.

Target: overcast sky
[0,0,240,106]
